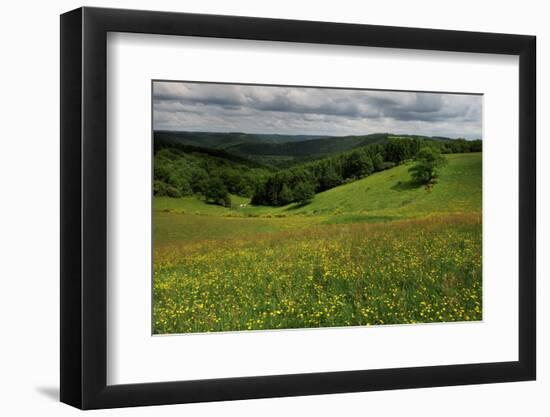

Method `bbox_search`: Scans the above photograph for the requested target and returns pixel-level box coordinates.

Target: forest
[153,132,482,207]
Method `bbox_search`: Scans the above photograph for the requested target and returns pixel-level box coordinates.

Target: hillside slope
[155,152,481,222]
[225,133,390,158]
[154,130,329,149]
[283,152,482,219]
[154,131,468,167]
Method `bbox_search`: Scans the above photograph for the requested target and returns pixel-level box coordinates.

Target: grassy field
[153,152,482,333]
[154,153,481,219]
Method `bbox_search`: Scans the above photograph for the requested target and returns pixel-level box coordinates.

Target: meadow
[153,152,482,334]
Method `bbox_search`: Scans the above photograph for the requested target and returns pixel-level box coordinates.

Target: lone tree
[409,147,447,187]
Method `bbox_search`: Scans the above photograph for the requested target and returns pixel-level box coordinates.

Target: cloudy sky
[153,81,482,139]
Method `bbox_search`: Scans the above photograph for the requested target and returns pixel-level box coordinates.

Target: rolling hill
[223,133,390,159]
[284,152,482,220]
[155,152,482,221]
[152,151,482,333]
[154,130,464,167]
[154,130,329,149]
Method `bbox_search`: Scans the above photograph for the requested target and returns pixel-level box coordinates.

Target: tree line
[154,146,270,207]
[251,138,481,206]
[154,137,481,207]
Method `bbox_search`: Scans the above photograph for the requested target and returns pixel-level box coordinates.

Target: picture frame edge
[60,6,537,410]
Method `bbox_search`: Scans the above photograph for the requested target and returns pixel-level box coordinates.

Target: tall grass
[153,213,482,334]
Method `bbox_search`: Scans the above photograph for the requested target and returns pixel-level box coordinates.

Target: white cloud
[153,81,482,139]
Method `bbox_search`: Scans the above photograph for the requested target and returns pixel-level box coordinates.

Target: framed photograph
[60,7,536,409]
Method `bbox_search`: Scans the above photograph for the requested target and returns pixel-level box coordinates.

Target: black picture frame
[60,6,536,410]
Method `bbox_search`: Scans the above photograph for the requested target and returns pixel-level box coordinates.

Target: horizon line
[153,129,482,141]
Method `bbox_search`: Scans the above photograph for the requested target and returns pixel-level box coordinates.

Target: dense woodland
[154,133,482,207]
[153,144,270,203]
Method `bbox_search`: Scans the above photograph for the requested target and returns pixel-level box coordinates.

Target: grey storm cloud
[153,81,482,139]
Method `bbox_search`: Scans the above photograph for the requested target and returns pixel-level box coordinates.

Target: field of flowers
[153,212,482,334]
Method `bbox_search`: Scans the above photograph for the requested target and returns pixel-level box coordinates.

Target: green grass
[154,194,250,215]
[152,152,482,334]
[153,153,481,221]
[154,214,482,333]
[154,212,322,244]
[284,152,481,218]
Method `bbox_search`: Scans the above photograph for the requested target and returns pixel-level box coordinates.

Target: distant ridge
[154,130,479,167]
[154,130,330,149]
